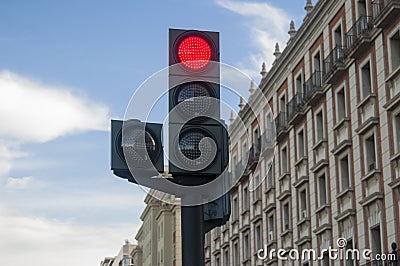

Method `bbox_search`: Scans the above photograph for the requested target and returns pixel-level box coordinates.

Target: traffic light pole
[181,204,205,266]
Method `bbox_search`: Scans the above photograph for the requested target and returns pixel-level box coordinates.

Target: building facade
[135,191,182,266]
[100,240,137,266]
[206,0,400,265]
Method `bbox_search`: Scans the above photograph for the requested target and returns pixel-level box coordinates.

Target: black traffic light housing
[168,29,227,179]
[111,119,164,183]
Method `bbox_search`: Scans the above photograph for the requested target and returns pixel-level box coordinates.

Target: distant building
[100,240,137,266]
[206,0,400,265]
[135,191,182,266]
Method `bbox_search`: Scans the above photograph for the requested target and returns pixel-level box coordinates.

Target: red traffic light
[177,36,212,70]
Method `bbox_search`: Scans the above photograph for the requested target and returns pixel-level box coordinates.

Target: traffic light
[168,28,228,181]
[111,119,164,183]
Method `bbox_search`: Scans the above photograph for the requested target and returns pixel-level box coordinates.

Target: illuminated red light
[177,36,212,70]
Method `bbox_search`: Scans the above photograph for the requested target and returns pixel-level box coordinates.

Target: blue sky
[0,0,311,265]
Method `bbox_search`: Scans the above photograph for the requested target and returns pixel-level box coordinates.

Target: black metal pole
[181,204,204,266]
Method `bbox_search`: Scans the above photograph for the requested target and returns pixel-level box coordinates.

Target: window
[122,258,130,266]
[216,257,220,266]
[281,146,288,173]
[316,110,324,141]
[336,88,346,121]
[268,215,275,241]
[267,162,274,188]
[357,0,367,17]
[370,226,382,259]
[297,129,305,158]
[233,197,239,220]
[243,187,249,211]
[322,251,330,266]
[361,60,372,98]
[318,173,328,206]
[313,51,323,86]
[340,155,350,190]
[254,175,261,201]
[280,94,286,113]
[244,233,250,259]
[224,249,229,266]
[389,29,400,72]
[394,113,400,154]
[345,238,355,266]
[233,242,239,266]
[242,143,247,162]
[334,24,343,47]
[365,134,376,173]
[295,73,303,94]
[255,224,262,251]
[300,189,307,218]
[283,203,290,230]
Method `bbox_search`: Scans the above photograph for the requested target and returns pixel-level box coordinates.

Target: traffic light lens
[177,83,213,116]
[179,131,214,162]
[121,128,156,163]
[178,36,212,70]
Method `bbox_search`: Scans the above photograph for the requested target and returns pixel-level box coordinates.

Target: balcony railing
[304,71,324,103]
[372,0,400,27]
[287,92,306,123]
[248,139,261,170]
[324,45,346,76]
[346,15,373,52]
[275,111,288,133]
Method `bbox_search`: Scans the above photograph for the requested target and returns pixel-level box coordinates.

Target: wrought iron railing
[287,92,305,120]
[324,45,347,76]
[275,111,288,133]
[346,15,373,49]
[304,70,324,100]
[373,0,385,19]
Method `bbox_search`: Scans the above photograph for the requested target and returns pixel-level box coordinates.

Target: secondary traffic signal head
[111,119,164,182]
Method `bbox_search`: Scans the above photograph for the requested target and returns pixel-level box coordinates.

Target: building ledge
[331,140,352,155]
[389,177,400,189]
[295,236,312,246]
[315,204,330,214]
[280,229,293,238]
[356,93,377,110]
[293,176,309,188]
[360,169,381,182]
[297,217,311,227]
[295,156,308,167]
[355,117,379,135]
[333,117,351,131]
[312,138,327,150]
[359,192,384,207]
[335,209,356,222]
[264,203,276,213]
[336,187,354,199]
[277,190,292,201]
[311,159,329,173]
[313,223,332,235]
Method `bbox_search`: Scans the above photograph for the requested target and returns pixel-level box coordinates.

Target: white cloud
[0,204,139,266]
[6,176,33,189]
[0,70,111,180]
[215,0,291,77]
[0,70,110,143]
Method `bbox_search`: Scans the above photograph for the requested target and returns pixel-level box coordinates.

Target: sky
[0,0,311,265]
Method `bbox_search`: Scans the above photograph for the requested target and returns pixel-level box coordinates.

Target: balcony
[304,71,324,105]
[373,0,400,28]
[248,139,261,171]
[324,46,347,84]
[346,16,374,58]
[275,111,289,141]
[287,92,306,125]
